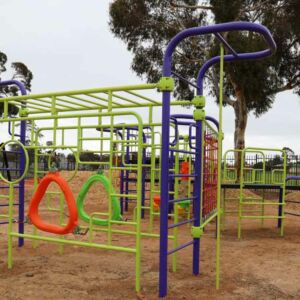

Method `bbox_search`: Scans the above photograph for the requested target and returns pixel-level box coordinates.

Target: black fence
[223,153,300,185]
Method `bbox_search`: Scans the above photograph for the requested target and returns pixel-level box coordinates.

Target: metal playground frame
[0,21,276,297]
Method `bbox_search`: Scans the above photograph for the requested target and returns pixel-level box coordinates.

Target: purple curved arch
[0,80,27,96]
[170,114,219,130]
[163,21,276,95]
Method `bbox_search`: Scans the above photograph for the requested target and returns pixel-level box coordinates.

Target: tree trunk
[233,86,248,181]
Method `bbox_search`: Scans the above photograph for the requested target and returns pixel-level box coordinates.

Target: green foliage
[109,0,300,115]
[109,0,207,99]
[0,51,33,116]
[80,151,101,162]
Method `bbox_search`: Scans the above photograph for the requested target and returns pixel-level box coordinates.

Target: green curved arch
[77,173,121,226]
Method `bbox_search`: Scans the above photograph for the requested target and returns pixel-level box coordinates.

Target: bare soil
[0,171,300,300]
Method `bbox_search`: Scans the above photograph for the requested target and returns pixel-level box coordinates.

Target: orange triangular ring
[28,172,78,235]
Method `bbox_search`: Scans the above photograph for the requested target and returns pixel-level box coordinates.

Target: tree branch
[170,1,213,10]
[241,0,274,14]
[275,82,299,93]
[223,94,236,106]
[273,73,300,93]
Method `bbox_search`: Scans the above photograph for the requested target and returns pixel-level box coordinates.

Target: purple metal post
[278,187,284,228]
[141,133,146,218]
[159,90,171,297]
[193,120,202,275]
[125,129,130,211]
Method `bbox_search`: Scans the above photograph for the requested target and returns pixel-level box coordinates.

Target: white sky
[0,0,299,152]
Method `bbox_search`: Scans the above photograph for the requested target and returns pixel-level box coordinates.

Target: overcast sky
[1,0,299,152]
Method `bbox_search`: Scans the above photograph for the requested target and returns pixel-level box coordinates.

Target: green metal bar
[104,91,143,106]
[201,211,218,229]
[10,232,136,253]
[8,183,14,269]
[10,100,50,112]
[55,96,98,109]
[172,133,180,272]
[85,93,123,107]
[2,83,159,102]
[216,45,224,289]
[238,147,287,238]
[125,90,160,104]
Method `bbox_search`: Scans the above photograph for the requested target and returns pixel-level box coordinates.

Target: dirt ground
[0,171,300,300]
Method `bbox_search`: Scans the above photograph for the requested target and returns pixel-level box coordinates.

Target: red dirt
[0,171,300,299]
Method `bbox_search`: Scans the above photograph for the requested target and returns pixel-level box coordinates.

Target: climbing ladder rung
[0,185,20,189]
[168,218,195,229]
[111,194,137,198]
[167,240,194,255]
[112,140,139,144]
[0,203,19,207]
[111,167,138,171]
[46,191,62,195]
[169,173,197,178]
[0,195,10,199]
[110,220,137,226]
[80,137,110,141]
[170,149,196,154]
[168,197,195,204]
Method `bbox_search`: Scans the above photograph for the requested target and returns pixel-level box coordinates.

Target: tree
[109,0,300,155]
[80,151,100,170]
[0,51,33,115]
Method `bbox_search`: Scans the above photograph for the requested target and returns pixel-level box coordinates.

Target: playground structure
[222,149,300,238]
[222,148,287,238]
[0,21,278,297]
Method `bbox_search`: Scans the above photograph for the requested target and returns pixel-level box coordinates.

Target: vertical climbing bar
[216,45,224,289]
[159,90,171,298]
[192,120,202,275]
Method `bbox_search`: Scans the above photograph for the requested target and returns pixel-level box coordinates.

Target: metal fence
[223,153,300,185]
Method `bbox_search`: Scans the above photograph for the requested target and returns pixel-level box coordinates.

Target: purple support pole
[159,91,171,298]
[118,131,125,214]
[192,120,202,275]
[19,115,26,247]
[125,129,130,211]
[119,169,124,213]
[141,133,146,218]
[0,80,27,247]
[278,187,283,228]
